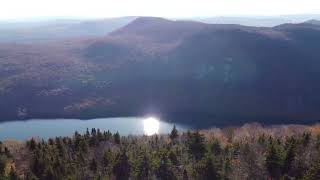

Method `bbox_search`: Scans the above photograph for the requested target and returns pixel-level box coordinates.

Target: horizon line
[1,13,320,22]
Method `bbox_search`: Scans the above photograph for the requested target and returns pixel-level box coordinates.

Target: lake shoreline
[1,114,319,128]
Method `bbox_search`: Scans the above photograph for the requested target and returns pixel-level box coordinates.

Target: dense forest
[0,123,320,179]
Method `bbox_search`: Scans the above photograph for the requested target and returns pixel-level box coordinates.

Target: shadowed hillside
[1,17,320,125]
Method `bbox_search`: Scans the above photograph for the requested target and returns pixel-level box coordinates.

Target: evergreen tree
[265,142,282,179]
[210,139,222,156]
[221,156,231,180]
[194,155,218,180]
[48,138,54,146]
[114,132,121,144]
[102,149,113,168]
[301,132,311,146]
[186,131,206,160]
[30,154,45,177]
[156,154,176,180]
[97,129,103,142]
[91,128,97,136]
[282,142,295,175]
[79,138,88,153]
[137,155,151,180]
[86,128,90,138]
[104,130,112,141]
[113,151,130,180]
[89,129,98,147]
[170,125,179,141]
[28,138,37,151]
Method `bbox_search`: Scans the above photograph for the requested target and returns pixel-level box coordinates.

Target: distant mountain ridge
[192,14,320,27]
[0,17,137,43]
[305,19,320,25]
[1,17,320,125]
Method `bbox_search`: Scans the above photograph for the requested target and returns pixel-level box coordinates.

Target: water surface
[0,117,188,141]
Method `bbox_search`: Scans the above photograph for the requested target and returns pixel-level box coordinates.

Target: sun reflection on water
[143,117,160,136]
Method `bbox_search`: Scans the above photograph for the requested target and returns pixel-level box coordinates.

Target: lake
[0,117,189,141]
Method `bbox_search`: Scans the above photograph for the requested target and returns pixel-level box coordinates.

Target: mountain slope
[1,17,320,125]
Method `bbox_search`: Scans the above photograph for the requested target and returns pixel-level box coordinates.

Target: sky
[1,0,320,20]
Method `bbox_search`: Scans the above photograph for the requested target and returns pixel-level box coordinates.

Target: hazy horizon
[1,0,320,21]
[1,14,320,24]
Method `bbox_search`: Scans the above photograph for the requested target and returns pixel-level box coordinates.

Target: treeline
[2,124,320,179]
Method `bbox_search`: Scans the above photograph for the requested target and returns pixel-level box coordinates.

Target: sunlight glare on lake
[143,117,160,136]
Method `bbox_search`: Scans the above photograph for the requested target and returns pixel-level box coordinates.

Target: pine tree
[86,128,90,138]
[103,149,113,168]
[113,151,130,180]
[156,154,177,180]
[282,142,295,175]
[194,155,218,180]
[221,156,231,180]
[137,155,151,180]
[97,129,103,142]
[265,142,282,179]
[28,138,37,151]
[31,154,45,177]
[114,132,121,144]
[186,131,206,160]
[210,139,222,156]
[170,125,179,141]
[301,132,311,146]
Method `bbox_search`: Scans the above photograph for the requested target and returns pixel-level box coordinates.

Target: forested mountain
[1,17,320,125]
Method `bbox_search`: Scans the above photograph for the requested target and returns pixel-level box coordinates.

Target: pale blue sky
[1,0,320,20]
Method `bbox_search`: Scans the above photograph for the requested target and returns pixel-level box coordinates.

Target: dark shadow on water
[162,113,320,129]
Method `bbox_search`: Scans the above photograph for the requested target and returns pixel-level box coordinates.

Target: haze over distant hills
[1,14,320,43]
[1,16,320,125]
[0,17,137,43]
[192,14,320,27]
